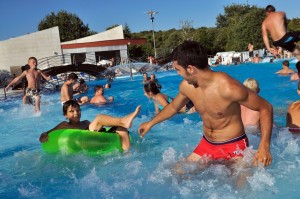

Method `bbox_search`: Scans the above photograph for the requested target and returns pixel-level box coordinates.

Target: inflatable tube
[42,128,123,155]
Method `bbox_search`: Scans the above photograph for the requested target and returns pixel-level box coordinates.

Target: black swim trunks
[98,126,118,133]
[249,51,254,57]
[273,32,300,52]
[185,100,194,112]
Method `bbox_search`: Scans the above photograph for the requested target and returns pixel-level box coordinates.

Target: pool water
[1,60,300,198]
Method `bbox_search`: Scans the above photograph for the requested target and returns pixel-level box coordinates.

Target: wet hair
[243,78,260,93]
[67,73,78,80]
[282,60,290,67]
[144,82,162,95]
[296,61,300,72]
[159,41,208,69]
[266,5,275,12]
[105,83,111,88]
[79,78,85,84]
[28,57,37,63]
[298,81,300,90]
[62,100,80,115]
[94,85,103,93]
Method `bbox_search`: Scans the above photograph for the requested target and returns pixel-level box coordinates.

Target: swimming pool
[1,60,299,198]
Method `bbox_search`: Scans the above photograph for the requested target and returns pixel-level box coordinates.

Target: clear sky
[0,0,299,41]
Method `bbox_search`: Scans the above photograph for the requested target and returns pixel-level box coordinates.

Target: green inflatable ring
[42,128,123,155]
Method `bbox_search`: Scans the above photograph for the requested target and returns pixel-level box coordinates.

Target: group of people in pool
[5,5,300,172]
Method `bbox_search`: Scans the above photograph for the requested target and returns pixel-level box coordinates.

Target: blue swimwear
[158,96,173,110]
[273,32,300,52]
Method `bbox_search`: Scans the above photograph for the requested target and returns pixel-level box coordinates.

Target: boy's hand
[39,132,49,143]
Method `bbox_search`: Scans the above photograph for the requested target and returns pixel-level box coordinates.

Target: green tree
[215,5,265,52]
[288,18,300,31]
[179,20,195,42]
[38,10,95,42]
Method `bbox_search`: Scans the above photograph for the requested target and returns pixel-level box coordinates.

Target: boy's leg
[88,105,141,131]
[115,126,130,151]
[35,95,41,112]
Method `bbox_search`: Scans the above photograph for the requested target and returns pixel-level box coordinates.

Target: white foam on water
[247,168,276,192]
[18,183,43,198]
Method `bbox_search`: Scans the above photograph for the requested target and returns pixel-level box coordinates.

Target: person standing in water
[138,41,273,168]
[5,57,51,112]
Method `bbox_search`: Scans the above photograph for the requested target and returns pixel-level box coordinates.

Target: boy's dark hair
[94,85,103,93]
[282,60,290,67]
[159,41,208,69]
[62,100,80,115]
[144,82,162,95]
[266,5,275,12]
[79,78,85,84]
[67,73,78,80]
[296,61,300,72]
[28,57,37,63]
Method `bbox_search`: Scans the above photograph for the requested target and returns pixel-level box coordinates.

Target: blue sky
[0,0,299,41]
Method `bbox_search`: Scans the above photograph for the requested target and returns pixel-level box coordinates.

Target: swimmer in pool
[240,78,261,134]
[143,82,196,114]
[286,81,300,129]
[39,100,141,151]
[138,41,273,169]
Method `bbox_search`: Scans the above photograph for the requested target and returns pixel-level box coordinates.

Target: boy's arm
[5,72,26,91]
[39,122,68,142]
[40,71,51,81]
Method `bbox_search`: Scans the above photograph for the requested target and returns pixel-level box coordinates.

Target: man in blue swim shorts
[262,5,300,60]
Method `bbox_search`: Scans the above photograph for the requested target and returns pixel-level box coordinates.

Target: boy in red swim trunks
[139,41,273,167]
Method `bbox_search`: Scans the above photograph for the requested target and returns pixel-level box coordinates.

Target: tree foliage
[288,18,300,31]
[38,5,300,61]
[38,10,95,42]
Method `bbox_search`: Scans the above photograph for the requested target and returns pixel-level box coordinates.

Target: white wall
[0,27,62,72]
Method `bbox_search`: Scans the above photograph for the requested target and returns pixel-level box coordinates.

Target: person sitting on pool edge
[39,100,141,151]
[143,82,196,114]
[286,81,300,130]
[240,78,261,134]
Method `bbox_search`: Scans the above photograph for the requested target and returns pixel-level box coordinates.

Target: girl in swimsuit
[143,82,195,114]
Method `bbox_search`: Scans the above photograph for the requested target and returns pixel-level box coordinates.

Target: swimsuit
[249,51,254,57]
[157,96,173,110]
[185,100,194,112]
[26,88,40,105]
[273,32,300,52]
[193,134,249,160]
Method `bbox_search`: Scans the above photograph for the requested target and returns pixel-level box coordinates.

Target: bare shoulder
[217,72,247,99]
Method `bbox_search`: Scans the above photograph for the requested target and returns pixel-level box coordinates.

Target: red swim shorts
[193,134,249,160]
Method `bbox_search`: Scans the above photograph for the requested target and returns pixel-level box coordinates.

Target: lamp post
[147,10,158,59]
[127,42,133,80]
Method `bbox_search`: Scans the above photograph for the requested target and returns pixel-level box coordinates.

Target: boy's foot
[122,105,141,128]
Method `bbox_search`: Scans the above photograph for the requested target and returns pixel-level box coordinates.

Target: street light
[147,10,158,59]
[128,42,133,80]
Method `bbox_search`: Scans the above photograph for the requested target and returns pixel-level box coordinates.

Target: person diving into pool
[262,5,300,60]
[138,41,273,170]
[39,100,141,151]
